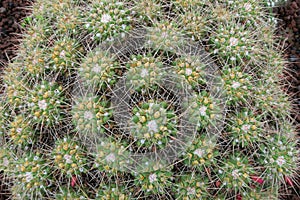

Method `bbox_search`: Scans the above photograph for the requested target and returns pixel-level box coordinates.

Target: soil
[0,0,32,67]
[0,0,299,200]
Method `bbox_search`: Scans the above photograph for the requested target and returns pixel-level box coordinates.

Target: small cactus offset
[0,0,299,199]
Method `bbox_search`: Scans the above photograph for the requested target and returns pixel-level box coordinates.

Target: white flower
[64,154,72,164]
[231,169,239,179]
[199,106,207,116]
[101,14,112,24]
[187,187,196,195]
[140,69,149,78]
[231,81,241,89]
[243,3,252,11]
[241,124,251,132]
[3,157,9,167]
[147,120,158,133]
[92,64,102,73]
[38,100,47,110]
[84,111,93,120]
[149,173,157,183]
[105,153,116,162]
[193,148,204,158]
[185,68,193,76]
[229,37,238,46]
[276,156,286,166]
[60,50,66,58]
[230,56,237,61]
[25,172,33,182]
[16,128,22,133]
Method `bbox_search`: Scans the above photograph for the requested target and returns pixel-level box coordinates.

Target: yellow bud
[34,112,41,117]
[32,167,38,172]
[203,97,209,104]
[144,133,150,139]
[43,92,48,99]
[148,184,153,190]
[21,166,26,172]
[243,173,248,178]
[136,61,142,67]
[245,135,250,141]
[144,62,150,67]
[70,150,76,155]
[251,125,257,130]
[59,163,64,169]
[71,163,77,168]
[154,111,160,119]
[230,73,235,79]
[140,116,146,123]
[267,96,273,101]
[207,153,212,159]
[63,144,69,151]
[119,194,126,200]
[154,133,160,139]
[237,119,243,125]
[209,104,214,109]
[87,102,93,109]
[192,160,199,165]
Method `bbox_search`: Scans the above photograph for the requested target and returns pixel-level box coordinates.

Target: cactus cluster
[0,0,298,199]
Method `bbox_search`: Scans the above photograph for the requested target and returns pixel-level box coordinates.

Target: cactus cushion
[0,0,299,199]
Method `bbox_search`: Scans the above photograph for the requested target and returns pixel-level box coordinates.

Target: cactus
[0,0,298,199]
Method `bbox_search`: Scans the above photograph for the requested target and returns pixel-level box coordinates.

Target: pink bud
[237,193,242,200]
[285,176,293,186]
[71,175,77,187]
[250,175,264,185]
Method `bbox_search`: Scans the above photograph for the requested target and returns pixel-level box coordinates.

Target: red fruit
[250,175,264,185]
[216,180,221,187]
[71,175,77,187]
[285,176,293,186]
[237,193,242,200]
